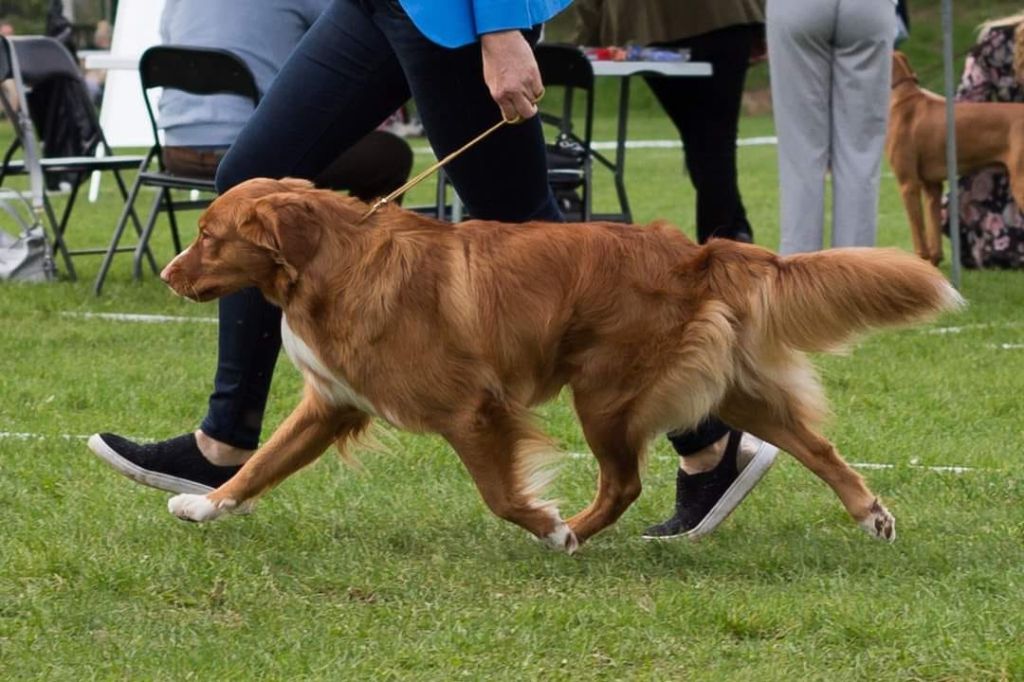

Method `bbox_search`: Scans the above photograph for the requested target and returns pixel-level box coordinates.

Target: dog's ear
[892,50,914,77]
[239,192,323,283]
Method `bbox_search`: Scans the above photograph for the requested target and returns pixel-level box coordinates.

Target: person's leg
[202,0,411,452]
[370,0,559,222]
[642,416,778,540]
[769,0,835,254]
[90,0,412,492]
[314,130,414,201]
[830,0,893,248]
[640,25,776,540]
[645,24,758,243]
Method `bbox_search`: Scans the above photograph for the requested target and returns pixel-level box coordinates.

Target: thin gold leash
[359,92,543,223]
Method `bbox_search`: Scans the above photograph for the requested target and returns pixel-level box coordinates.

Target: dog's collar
[891,74,918,90]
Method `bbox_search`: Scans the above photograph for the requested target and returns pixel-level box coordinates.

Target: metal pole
[942,0,962,288]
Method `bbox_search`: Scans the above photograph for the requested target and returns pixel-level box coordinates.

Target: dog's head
[161,177,325,303]
[891,50,917,85]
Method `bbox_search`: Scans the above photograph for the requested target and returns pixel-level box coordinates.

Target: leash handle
[359,91,543,222]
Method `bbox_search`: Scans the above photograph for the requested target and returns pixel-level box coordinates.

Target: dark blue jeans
[201,0,560,448]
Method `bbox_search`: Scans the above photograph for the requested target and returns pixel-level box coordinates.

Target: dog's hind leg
[719,391,895,542]
[442,393,576,553]
[168,389,368,522]
[565,401,644,545]
[923,183,945,265]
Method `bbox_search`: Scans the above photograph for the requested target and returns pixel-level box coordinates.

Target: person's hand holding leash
[481,30,544,122]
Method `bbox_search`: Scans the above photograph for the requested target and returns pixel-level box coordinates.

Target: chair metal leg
[164,190,184,254]
[112,168,159,276]
[132,189,165,281]
[93,175,144,295]
[43,193,76,281]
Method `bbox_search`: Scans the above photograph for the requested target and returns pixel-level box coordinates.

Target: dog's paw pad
[168,493,232,522]
[859,499,896,542]
[541,523,580,555]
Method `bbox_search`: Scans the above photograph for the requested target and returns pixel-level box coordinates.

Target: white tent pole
[942,0,962,288]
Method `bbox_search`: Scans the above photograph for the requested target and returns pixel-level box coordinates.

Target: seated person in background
[83,20,112,105]
[942,13,1024,269]
[160,0,413,201]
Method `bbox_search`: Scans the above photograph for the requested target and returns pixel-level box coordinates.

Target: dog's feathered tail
[755,247,964,353]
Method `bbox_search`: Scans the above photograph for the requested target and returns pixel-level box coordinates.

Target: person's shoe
[87,432,242,495]
[642,430,777,541]
[733,229,754,244]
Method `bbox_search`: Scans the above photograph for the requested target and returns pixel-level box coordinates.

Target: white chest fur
[281,315,377,415]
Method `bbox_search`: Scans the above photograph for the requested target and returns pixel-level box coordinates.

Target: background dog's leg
[442,396,576,553]
[566,402,643,545]
[923,183,945,265]
[168,391,368,522]
[721,396,895,542]
[898,183,929,261]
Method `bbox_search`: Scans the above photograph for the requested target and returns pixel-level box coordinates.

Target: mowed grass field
[3,76,1024,679]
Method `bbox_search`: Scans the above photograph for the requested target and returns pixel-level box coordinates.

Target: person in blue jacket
[89,0,572,490]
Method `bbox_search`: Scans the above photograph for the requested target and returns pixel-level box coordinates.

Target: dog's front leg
[168,388,368,522]
[923,183,945,265]
[442,397,577,553]
[898,182,929,262]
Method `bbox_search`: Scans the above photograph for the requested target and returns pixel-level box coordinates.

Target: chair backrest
[535,44,595,145]
[137,45,261,157]
[1,35,82,86]
[139,45,261,101]
[536,44,595,92]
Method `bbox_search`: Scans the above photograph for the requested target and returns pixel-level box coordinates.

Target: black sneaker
[87,432,242,495]
[642,430,777,541]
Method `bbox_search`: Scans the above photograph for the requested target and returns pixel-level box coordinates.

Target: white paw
[541,522,580,554]
[167,493,236,522]
[858,499,896,542]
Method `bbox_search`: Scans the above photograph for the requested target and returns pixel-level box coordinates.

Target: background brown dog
[160,178,961,553]
[888,50,1024,264]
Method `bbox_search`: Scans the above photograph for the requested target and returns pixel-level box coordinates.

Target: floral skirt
[943,165,1024,268]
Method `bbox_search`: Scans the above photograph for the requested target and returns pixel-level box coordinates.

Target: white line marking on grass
[61,312,217,324]
[849,462,975,474]
[566,451,976,474]
[925,321,1024,335]
[988,343,1024,350]
[412,136,777,155]
[0,434,979,475]
[0,431,90,440]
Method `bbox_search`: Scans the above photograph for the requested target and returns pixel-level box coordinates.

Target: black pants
[645,23,760,244]
[200,0,560,449]
[649,24,761,455]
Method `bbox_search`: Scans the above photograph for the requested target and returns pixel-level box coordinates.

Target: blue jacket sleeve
[473,0,536,35]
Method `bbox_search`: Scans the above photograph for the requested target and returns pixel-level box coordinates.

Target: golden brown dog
[888,50,1024,265]
[160,177,960,552]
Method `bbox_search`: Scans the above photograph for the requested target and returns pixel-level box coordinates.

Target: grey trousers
[767,0,895,254]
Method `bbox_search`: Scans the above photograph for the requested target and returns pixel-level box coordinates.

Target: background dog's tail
[758,247,964,353]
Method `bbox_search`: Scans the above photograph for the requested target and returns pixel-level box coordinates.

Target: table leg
[614,77,633,223]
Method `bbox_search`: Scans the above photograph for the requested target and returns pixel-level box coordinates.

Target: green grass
[3,82,1024,682]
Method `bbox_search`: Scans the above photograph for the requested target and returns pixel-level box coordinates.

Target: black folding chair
[0,35,148,281]
[93,45,260,294]
[536,44,596,222]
